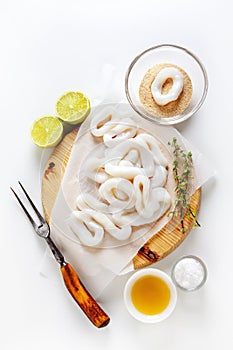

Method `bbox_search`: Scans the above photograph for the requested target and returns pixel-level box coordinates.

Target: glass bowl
[125,44,208,125]
[171,255,208,292]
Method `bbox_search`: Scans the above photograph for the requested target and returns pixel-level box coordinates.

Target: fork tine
[10,187,37,229]
[18,181,46,224]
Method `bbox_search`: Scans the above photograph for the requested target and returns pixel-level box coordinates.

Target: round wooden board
[42,127,201,270]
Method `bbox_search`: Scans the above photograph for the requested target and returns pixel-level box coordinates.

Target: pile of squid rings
[68,107,171,247]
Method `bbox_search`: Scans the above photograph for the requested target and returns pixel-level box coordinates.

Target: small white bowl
[123,268,177,323]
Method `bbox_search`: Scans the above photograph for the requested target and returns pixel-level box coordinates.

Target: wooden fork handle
[61,263,110,328]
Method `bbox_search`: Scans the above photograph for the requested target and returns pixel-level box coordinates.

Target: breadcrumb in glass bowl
[125,44,208,125]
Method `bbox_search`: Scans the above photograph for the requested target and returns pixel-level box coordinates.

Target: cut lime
[56,91,90,124]
[30,115,63,148]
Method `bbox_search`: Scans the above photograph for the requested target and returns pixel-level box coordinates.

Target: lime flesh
[30,115,63,148]
[56,91,90,124]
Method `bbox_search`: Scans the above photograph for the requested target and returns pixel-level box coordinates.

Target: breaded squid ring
[151,67,184,106]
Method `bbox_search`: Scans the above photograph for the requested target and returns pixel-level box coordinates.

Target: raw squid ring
[151,67,184,106]
[83,209,132,241]
[69,211,104,247]
[69,208,132,244]
[106,139,154,177]
[99,177,135,211]
[134,133,168,166]
[150,165,168,188]
[112,187,171,227]
[134,175,151,218]
[123,149,141,167]
[90,106,118,137]
[76,193,109,213]
[103,118,137,148]
[84,157,111,184]
[90,108,137,148]
[104,160,145,179]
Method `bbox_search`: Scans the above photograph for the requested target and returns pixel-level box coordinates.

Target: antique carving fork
[10,181,110,328]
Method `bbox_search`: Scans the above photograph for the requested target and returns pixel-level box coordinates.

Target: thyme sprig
[168,137,200,233]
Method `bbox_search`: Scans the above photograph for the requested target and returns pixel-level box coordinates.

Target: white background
[1,0,233,349]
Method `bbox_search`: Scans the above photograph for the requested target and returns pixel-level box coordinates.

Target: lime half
[30,115,63,148]
[56,91,90,124]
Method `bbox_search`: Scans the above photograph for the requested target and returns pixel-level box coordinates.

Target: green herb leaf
[168,137,200,233]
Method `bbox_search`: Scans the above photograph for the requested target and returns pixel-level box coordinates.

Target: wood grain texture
[61,263,110,328]
[42,127,201,270]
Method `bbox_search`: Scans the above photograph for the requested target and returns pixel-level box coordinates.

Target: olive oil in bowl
[124,268,177,323]
[131,275,171,315]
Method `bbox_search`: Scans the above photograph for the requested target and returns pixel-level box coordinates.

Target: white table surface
[1,0,233,349]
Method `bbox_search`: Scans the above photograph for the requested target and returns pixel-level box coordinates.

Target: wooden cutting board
[42,127,201,270]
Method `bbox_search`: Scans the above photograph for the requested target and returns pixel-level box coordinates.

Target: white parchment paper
[47,103,214,297]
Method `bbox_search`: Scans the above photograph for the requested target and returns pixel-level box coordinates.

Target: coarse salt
[173,257,206,291]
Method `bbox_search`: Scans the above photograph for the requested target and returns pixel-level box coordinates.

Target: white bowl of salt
[171,255,207,292]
